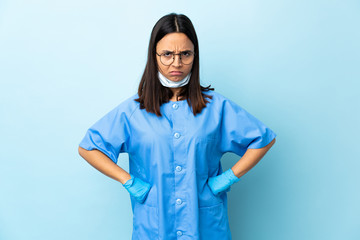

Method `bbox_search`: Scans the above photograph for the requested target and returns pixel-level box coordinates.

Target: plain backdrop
[0,0,359,239]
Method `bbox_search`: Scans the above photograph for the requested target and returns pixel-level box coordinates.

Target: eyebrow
[160,49,193,53]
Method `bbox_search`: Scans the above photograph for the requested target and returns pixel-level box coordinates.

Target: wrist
[123,174,134,188]
[225,169,241,184]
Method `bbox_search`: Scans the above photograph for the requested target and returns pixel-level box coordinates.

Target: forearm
[231,138,276,178]
[78,147,131,184]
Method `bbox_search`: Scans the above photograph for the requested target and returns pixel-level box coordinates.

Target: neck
[171,87,182,98]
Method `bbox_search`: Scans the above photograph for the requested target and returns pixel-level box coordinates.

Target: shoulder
[111,92,139,118]
[203,90,248,114]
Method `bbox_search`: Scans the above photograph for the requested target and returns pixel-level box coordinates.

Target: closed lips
[170,71,183,75]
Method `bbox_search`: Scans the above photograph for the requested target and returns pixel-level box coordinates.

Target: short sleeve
[78,105,131,164]
[219,98,277,156]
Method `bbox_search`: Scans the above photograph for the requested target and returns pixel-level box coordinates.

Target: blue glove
[122,174,151,204]
[207,168,241,196]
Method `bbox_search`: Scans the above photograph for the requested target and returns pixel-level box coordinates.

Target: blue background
[1,0,359,239]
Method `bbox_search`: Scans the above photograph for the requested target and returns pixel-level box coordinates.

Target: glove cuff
[123,174,134,189]
[225,169,241,184]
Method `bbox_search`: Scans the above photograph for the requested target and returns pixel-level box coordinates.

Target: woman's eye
[182,52,191,57]
[163,52,172,57]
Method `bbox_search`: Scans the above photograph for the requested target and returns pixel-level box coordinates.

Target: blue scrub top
[79,90,277,240]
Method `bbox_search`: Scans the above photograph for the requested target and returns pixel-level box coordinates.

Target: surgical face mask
[158,71,191,88]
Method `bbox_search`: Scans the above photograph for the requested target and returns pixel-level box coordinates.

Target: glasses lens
[181,52,194,65]
[160,53,174,65]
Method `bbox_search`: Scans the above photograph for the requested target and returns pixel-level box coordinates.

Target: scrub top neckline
[166,99,187,103]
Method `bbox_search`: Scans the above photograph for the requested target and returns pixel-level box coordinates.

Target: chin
[169,76,184,81]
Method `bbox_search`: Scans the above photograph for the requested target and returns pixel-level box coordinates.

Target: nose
[172,54,182,67]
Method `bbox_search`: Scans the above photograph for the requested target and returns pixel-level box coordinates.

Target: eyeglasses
[156,51,195,66]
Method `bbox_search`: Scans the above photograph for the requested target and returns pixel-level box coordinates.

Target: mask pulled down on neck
[158,71,191,88]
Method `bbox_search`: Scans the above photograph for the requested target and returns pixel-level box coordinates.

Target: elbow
[264,138,276,149]
[78,146,88,157]
[269,138,276,147]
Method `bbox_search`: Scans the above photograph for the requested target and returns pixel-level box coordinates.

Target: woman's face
[156,32,194,82]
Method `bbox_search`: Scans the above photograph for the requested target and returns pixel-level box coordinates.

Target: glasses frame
[156,51,196,66]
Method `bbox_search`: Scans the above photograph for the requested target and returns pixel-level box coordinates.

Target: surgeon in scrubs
[78,13,276,240]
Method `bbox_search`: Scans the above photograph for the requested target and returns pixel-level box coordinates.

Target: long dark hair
[134,13,214,117]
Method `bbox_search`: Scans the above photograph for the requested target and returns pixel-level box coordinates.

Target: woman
[78,13,276,240]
